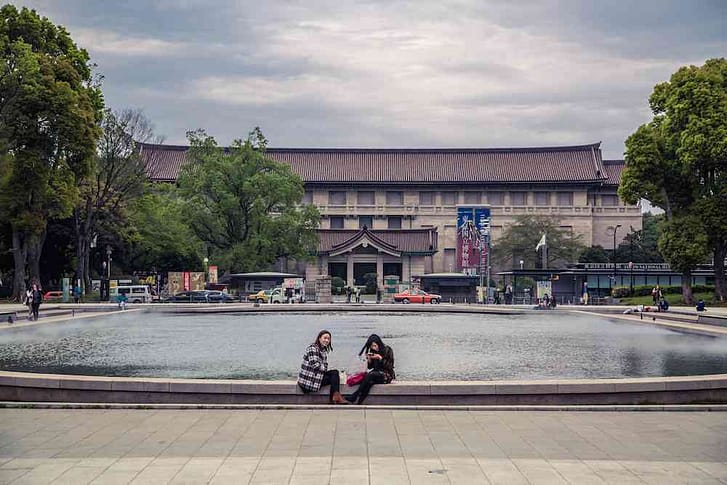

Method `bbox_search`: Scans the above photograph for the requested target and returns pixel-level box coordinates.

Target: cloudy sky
[12,0,726,158]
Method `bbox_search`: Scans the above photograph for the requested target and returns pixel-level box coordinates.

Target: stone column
[347,252,354,286]
[376,253,384,288]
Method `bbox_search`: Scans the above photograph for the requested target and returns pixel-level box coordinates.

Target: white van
[110,285,152,303]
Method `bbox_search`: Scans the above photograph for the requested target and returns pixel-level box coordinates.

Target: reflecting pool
[0,311,725,380]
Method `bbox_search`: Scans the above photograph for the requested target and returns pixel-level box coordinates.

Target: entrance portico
[309,227,438,289]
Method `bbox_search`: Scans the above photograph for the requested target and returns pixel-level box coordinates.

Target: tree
[177,128,320,273]
[620,58,727,302]
[73,108,160,293]
[615,213,665,263]
[658,215,709,304]
[579,245,610,263]
[0,5,103,299]
[124,185,205,272]
[493,215,586,268]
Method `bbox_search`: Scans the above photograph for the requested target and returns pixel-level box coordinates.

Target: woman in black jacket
[347,334,395,404]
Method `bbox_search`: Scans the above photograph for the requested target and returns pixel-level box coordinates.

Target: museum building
[141,142,641,292]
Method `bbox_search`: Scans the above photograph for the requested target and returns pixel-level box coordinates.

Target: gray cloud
[11,0,726,159]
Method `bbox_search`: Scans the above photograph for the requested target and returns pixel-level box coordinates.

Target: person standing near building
[24,286,34,319]
[30,283,43,321]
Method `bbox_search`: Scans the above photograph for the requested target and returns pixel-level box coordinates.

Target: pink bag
[346,371,367,386]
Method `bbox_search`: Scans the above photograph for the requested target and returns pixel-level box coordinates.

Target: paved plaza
[0,408,725,484]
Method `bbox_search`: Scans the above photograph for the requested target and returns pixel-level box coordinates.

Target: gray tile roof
[602,159,625,186]
[318,228,438,254]
[140,143,619,185]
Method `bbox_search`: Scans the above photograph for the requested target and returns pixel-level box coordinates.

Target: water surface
[0,311,725,380]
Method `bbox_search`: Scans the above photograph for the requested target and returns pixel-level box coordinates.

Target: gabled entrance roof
[318,227,438,256]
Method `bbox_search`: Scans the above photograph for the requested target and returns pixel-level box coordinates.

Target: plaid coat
[297,344,328,392]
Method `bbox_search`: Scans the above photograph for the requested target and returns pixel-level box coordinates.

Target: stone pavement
[0,409,725,484]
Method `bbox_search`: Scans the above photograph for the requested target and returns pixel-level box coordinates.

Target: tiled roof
[140,143,609,185]
[318,228,438,254]
[602,160,625,186]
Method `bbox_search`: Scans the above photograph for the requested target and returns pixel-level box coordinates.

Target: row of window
[306,190,621,207]
[330,215,401,229]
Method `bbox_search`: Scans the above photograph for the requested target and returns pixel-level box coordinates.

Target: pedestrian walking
[30,283,42,321]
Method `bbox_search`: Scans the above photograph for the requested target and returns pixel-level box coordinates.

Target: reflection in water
[0,311,725,380]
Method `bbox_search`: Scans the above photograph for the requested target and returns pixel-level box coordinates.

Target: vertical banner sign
[183,271,191,291]
[208,265,218,284]
[456,206,491,272]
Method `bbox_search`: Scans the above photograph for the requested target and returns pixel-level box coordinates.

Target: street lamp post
[203,257,209,287]
[611,225,621,294]
[629,261,634,295]
[105,245,112,279]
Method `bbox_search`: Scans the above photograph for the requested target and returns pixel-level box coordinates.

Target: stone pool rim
[1,370,725,405]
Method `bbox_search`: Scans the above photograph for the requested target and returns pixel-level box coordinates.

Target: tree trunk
[714,242,726,302]
[26,230,46,285]
[11,226,27,301]
[682,269,694,305]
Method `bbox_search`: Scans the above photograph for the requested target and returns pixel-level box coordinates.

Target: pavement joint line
[1,402,726,411]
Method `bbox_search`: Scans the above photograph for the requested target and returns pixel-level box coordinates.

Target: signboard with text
[456,206,491,272]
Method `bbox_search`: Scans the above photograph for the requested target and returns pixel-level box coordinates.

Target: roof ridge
[139,142,603,153]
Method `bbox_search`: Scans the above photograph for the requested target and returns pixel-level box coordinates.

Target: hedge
[612,285,716,298]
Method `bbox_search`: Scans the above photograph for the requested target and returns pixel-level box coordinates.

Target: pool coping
[1,370,725,405]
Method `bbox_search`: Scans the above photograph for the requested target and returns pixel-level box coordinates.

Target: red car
[393,289,442,304]
[42,291,63,301]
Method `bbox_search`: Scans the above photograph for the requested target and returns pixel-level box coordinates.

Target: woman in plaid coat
[297,330,349,404]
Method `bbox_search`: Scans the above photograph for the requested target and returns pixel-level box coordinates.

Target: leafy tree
[615,213,665,263]
[620,58,726,302]
[124,185,205,272]
[0,5,103,298]
[177,128,320,273]
[73,108,160,293]
[492,215,586,268]
[579,245,610,263]
[658,215,709,304]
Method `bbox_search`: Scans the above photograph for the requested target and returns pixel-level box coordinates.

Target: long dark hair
[313,329,332,351]
[359,334,385,356]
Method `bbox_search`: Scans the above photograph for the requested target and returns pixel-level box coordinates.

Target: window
[330,216,344,229]
[464,192,480,204]
[601,195,619,206]
[510,192,526,205]
[301,191,312,204]
[557,192,573,206]
[386,191,403,205]
[359,215,373,229]
[535,192,550,206]
[388,216,402,229]
[328,191,346,205]
[442,191,457,205]
[357,191,375,205]
[419,191,435,205]
[487,192,504,205]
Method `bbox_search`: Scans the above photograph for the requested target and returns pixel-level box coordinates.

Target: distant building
[141,142,640,290]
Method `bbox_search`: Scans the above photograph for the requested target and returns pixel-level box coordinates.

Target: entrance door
[354,263,377,288]
[383,263,402,280]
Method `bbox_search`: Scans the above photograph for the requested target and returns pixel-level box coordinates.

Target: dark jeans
[31,303,40,321]
[320,370,340,399]
[349,370,386,404]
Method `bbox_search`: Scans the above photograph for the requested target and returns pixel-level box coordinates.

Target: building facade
[141,142,641,290]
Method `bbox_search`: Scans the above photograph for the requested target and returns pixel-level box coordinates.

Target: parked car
[248,288,284,304]
[164,290,211,303]
[393,289,442,304]
[110,285,153,304]
[42,290,63,301]
[206,290,235,303]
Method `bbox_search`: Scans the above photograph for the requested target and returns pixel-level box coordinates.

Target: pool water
[0,311,725,380]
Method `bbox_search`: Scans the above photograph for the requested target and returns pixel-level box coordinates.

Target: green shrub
[612,284,715,298]
[330,276,344,295]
